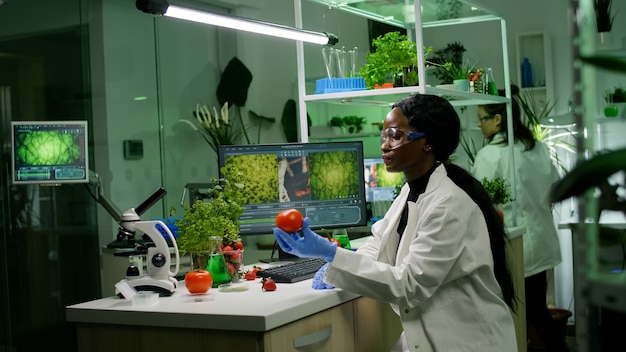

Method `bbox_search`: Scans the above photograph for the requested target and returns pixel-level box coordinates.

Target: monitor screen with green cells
[11,121,89,185]
[218,141,367,235]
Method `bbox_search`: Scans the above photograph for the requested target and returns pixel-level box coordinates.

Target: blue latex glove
[312,263,335,290]
[273,217,338,262]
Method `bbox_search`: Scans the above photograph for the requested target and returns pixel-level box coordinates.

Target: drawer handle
[293,325,332,348]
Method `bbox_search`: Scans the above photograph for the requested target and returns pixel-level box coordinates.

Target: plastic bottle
[521,57,533,88]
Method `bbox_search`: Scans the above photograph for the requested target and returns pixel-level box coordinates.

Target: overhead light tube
[136,0,338,46]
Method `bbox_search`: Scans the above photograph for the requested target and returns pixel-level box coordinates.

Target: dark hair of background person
[481,85,536,151]
[392,94,516,311]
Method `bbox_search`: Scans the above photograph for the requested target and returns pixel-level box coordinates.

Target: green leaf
[580,55,626,74]
[550,148,626,202]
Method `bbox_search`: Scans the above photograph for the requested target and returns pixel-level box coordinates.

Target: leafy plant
[481,177,512,205]
[446,59,476,80]
[430,41,467,84]
[179,102,249,154]
[172,167,245,256]
[328,116,345,128]
[594,0,615,32]
[604,85,626,103]
[514,90,577,174]
[460,134,480,166]
[341,115,368,133]
[359,31,418,89]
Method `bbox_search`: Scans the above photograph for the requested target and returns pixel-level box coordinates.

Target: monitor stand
[258,244,305,264]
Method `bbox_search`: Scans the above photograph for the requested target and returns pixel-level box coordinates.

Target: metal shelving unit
[568,1,626,351]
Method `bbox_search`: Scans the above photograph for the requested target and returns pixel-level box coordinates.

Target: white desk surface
[66,270,359,332]
[68,228,525,332]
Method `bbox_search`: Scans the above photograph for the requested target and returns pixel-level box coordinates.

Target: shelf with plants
[295,0,512,143]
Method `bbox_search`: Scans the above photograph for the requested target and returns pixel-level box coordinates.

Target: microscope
[90,177,180,298]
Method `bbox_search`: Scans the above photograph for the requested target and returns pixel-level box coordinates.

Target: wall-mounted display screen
[363,158,405,202]
[218,141,368,235]
[11,121,89,185]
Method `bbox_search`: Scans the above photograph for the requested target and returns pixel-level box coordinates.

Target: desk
[66,277,402,352]
[68,230,524,352]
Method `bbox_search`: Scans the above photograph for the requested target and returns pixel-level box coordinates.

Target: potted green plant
[341,115,368,134]
[445,59,476,92]
[328,116,346,134]
[481,176,511,221]
[604,85,626,103]
[359,31,418,89]
[481,177,512,206]
[430,41,467,84]
[172,167,246,284]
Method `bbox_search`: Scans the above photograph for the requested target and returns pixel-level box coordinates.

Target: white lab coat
[471,133,562,277]
[324,164,517,352]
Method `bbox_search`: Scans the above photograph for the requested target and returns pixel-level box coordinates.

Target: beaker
[206,253,231,288]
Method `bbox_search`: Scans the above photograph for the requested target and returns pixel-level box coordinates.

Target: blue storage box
[314,77,367,94]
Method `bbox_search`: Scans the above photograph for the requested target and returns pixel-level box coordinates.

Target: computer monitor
[363,158,405,202]
[218,141,368,235]
[11,121,89,185]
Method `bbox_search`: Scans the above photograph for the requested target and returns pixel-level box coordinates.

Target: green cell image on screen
[223,154,279,204]
[308,150,360,200]
[16,131,80,165]
[376,163,404,187]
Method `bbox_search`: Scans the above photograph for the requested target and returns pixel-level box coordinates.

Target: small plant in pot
[481,177,512,220]
[604,85,626,103]
[341,115,368,134]
[172,167,246,286]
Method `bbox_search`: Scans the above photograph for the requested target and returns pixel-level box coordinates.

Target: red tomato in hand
[185,269,213,294]
[329,238,341,247]
[275,209,304,233]
[262,278,277,291]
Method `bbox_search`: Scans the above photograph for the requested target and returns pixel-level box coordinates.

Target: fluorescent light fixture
[136,0,338,46]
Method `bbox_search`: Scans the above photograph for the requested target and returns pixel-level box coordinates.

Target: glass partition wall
[0,1,99,351]
[1,1,234,349]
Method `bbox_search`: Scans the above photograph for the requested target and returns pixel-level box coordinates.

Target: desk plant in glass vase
[173,167,246,286]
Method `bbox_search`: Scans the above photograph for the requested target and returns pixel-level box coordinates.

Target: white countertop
[68,229,525,333]
[66,274,359,332]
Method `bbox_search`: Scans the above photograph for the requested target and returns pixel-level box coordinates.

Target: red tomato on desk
[275,209,304,233]
[185,270,213,294]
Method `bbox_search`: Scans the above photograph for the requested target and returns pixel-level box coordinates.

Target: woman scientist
[472,88,567,352]
[274,94,517,352]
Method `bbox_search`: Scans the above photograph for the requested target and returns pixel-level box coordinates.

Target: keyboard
[256,258,326,283]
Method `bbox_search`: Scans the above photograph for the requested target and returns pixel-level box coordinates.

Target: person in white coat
[274,94,517,352]
[471,88,568,352]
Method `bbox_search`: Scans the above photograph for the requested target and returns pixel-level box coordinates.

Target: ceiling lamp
[136,0,338,46]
